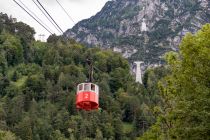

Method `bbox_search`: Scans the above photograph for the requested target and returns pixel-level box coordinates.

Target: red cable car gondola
[76,83,99,110]
[76,59,99,111]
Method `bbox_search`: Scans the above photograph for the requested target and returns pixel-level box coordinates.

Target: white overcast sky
[0,0,109,40]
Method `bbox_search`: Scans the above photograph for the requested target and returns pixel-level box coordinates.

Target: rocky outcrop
[65,0,210,64]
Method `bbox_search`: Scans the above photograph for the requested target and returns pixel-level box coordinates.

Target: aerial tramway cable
[31,0,62,34]
[55,0,75,25]
[36,0,64,34]
[17,0,54,34]
[13,0,53,35]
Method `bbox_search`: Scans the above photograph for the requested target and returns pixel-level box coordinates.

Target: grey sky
[0,0,109,40]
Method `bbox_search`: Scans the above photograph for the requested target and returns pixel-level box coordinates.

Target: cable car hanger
[86,58,94,83]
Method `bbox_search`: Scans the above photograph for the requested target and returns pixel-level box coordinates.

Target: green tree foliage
[0,130,17,140]
[0,13,163,139]
[31,41,47,65]
[140,24,210,140]
[14,21,35,62]
[0,32,23,66]
[0,74,9,96]
[0,52,7,75]
[14,116,33,140]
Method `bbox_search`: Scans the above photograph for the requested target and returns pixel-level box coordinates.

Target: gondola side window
[79,84,83,91]
[91,84,95,91]
[84,83,90,91]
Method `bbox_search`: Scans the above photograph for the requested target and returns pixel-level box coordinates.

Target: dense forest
[0,13,162,140]
[0,13,210,140]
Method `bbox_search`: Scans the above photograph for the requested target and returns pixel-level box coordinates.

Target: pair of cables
[13,0,75,35]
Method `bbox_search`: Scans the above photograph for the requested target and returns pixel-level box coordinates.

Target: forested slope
[0,13,162,140]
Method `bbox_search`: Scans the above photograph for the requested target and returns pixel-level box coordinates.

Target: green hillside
[0,13,161,139]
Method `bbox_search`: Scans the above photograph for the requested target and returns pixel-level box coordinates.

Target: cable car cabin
[76,83,99,111]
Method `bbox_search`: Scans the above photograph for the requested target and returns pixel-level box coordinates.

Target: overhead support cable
[55,0,75,24]
[18,0,54,34]
[32,0,61,34]
[13,0,53,34]
[36,0,64,34]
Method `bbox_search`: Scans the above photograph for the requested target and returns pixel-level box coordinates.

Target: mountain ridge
[65,0,210,64]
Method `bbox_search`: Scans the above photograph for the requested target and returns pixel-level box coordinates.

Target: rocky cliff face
[65,0,210,64]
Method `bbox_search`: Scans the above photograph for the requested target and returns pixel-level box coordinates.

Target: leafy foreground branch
[140,24,210,140]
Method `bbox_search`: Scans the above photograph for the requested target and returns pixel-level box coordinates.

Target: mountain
[65,0,210,64]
